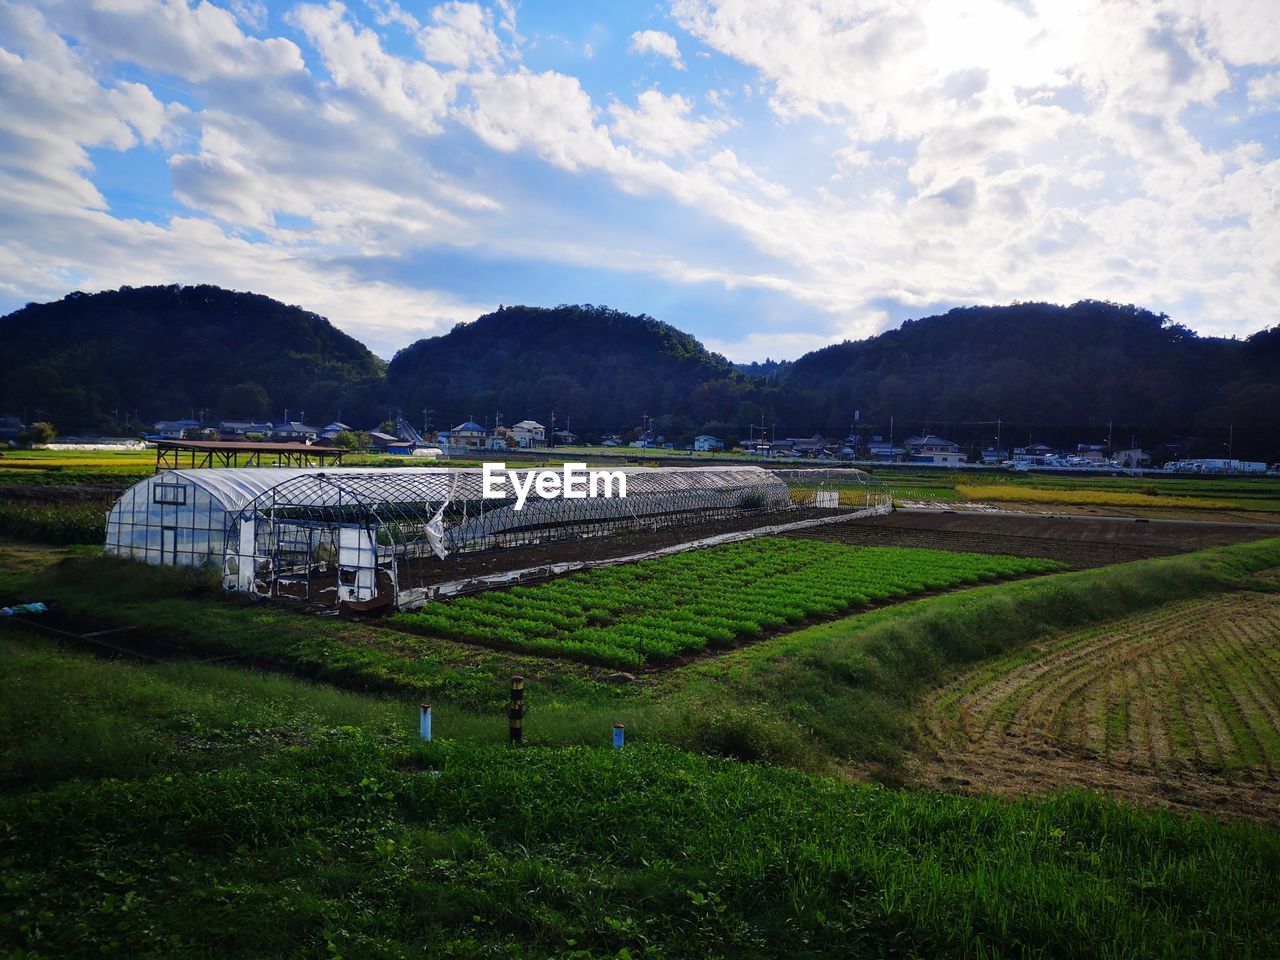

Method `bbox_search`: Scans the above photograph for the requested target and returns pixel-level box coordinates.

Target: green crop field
[0,500,109,545]
[393,538,1061,666]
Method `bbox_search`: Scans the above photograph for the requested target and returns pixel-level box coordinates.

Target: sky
[1,0,1278,361]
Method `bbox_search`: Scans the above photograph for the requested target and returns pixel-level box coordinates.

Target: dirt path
[907,588,1280,826]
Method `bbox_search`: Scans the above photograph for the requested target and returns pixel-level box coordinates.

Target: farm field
[868,466,1280,517]
[2,626,1278,960]
[2,449,1280,957]
[392,537,1061,666]
[912,589,1280,825]
[955,482,1279,512]
[789,510,1279,568]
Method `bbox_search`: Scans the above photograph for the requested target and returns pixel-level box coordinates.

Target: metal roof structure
[154,439,345,471]
[107,464,889,611]
[220,465,815,608]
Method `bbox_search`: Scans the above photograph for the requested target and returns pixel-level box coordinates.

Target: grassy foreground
[1,631,1277,960]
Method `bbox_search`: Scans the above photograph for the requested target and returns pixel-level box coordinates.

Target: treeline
[3,287,1279,457]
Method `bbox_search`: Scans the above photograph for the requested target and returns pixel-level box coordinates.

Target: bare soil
[397,507,846,587]
[787,510,1278,569]
[906,589,1280,827]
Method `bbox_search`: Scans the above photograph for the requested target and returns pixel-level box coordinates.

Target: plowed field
[911,585,1280,825]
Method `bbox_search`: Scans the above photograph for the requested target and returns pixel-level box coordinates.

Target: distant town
[4,410,1274,476]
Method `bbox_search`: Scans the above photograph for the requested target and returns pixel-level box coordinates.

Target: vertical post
[419,703,432,741]
[509,676,524,745]
[613,723,625,750]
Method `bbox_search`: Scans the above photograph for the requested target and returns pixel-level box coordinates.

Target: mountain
[778,301,1280,456]
[388,304,769,439]
[5,287,1277,457]
[1,285,388,430]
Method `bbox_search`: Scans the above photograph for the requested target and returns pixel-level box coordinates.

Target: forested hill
[387,304,755,433]
[4,288,1278,454]
[1,285,387,428]
[779,301,1280,446]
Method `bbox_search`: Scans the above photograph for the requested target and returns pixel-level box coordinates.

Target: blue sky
[2,0,1279,360]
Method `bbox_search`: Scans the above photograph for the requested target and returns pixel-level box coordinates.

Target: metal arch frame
[223,467,802,607]
[770,467,892,511]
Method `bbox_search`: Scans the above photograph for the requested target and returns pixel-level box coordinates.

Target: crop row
[393,537,1062,666]
[0,501,108,545]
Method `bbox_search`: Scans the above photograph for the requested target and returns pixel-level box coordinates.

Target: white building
[694,435,724,452]
[905,435,967,466]
[509,420,546,448]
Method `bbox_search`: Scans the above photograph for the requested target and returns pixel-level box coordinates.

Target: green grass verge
[1,633,1276,959]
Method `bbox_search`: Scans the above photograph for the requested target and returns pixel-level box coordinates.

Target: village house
[218,420,274,440]
[368,431,412,454]
[439,420,488,450]
[905,434,967,466]
[866,436,905,462]
[508,420,546,448]
[270,421,320,442]
[151,419,201,439]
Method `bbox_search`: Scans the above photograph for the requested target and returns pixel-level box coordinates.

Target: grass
[1,629,1277,959]
[392,538,1061,666]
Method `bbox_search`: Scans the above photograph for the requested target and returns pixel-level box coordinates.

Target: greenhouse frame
[105,465,888,609]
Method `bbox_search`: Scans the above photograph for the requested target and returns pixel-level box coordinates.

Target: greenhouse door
[161,526,177,565]
[337,527,376,603]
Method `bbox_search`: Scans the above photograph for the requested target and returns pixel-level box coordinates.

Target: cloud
[418,1,506,69]
[629,29,685,70]
[1247,70,1280,110]
[38,0,304,83]
[1,0,1279,363]
[291,2,455,134]
[608,90,729,157]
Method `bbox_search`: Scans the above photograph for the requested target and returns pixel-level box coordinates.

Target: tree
[19,421,56,446]
[219,381,270,419]
[333,429,372,452]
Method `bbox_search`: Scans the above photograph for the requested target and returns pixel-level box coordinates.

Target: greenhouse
[105,465,888,609]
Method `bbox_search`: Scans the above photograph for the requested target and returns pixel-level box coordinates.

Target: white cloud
[1247,70,1280,110]
[291,2,455,134]
[39,0,304,83]
[418,1,505,70]
[629,29,685,70]
[2,0,1279,362]
[608,90,729,157]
